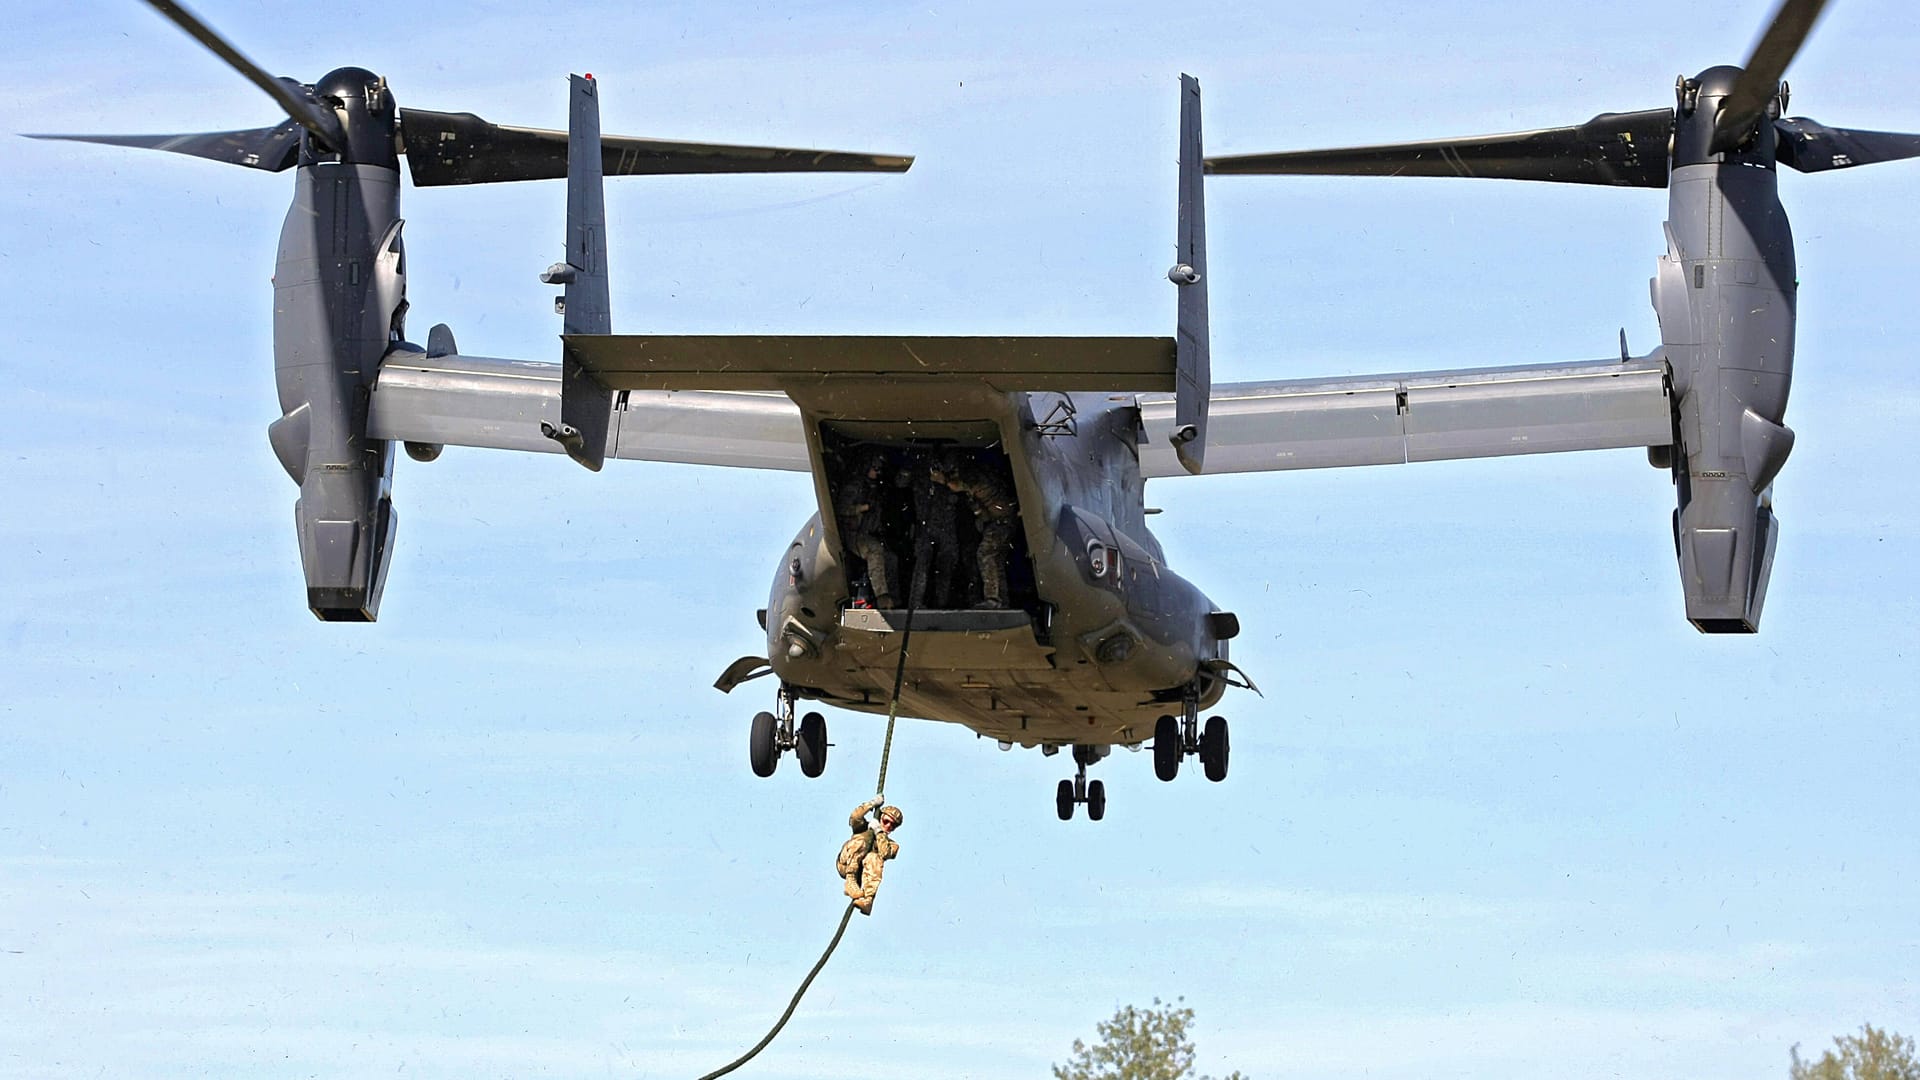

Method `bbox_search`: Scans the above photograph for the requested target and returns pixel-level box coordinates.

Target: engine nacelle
[1651,158,1796,633]
[268,160,408,620]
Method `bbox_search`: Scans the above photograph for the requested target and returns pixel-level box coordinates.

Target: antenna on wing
[1168,73,1211,476]
[541,73,616,471]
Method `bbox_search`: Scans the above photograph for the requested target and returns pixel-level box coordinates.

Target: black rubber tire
[796,711,828,778]
[1153,715,1181,782]
[749,711,779,777]
[1055,779,1075,820]
[1201,715,1230,782]
[1086,779,1107,821]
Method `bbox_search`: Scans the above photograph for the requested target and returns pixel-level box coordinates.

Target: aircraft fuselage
[761,385,1237,748]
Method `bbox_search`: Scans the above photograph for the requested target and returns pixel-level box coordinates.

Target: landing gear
[748,686,830,779]
[1200,715,1229,782]
[1055,744,1109,820]
[1153,714,1181,781]
[796,711,828,778]
[1153,693,1230,783]
[750,711,778,777]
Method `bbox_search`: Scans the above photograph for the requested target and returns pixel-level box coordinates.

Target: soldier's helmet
[878,805,904,830]
[937,455,976,487]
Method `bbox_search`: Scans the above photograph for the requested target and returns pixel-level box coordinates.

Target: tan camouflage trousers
[975,518,1013,606]
[842,848,887,914]
[847,530,894,604]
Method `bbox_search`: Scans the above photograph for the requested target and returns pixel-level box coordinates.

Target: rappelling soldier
[910,454,961,609]
[834,451,896,608]
[940,460,1017,609]
[837,797,903,915]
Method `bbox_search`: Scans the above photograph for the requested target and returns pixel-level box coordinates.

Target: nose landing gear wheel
[1153,714,1181,781]
[1056,745,1109,820]
[796,711,828,778]
[1200,716,1229,782]
[749,710,778,777]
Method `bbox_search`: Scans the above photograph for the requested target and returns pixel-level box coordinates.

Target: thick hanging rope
[873,594,917,801]
[696,594,919,1079]
[694,901,857,1080]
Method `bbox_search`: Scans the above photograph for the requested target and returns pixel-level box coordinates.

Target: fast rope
[872,594,917,802]
[695,597,918,1080]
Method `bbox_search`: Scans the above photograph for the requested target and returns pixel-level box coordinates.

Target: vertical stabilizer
[1169,73,1211,475]
[541,73,615,470]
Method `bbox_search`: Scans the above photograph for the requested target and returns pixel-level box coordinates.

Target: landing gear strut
[1153,690,1228,783]
[1055,744,1108,821]
[750,684,828,778]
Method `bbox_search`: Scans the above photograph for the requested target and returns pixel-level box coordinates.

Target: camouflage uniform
[910,461,960,609]
[837,798,901,914]
[834,455,895,606]
[945,464,1017,608]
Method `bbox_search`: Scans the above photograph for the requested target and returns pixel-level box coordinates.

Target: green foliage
[1791,1024,1920,1080]
[1052,997,1246,1080]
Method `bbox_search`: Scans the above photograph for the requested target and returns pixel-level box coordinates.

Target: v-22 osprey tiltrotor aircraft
[36,0,1920,819]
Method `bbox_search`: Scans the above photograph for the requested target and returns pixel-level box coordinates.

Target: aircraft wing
[368,350,811,471]
[1137,355,1670,478]
[370,348,1669,475]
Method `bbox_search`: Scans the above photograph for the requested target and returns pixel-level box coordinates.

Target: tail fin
[1169,73,1211,475]
[540,73,616,471]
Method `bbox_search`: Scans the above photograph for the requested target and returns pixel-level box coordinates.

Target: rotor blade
[1205,109,1675,188]
[1775,116,1920,172]
[24,120,304,171]
[1711,0,1831,153]
[141,0,342,148]
[397,108,913,187]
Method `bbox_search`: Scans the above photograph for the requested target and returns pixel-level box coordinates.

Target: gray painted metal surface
[1657,66,1799,632]
[367,352,812,471]
[548,73,615,471]
[369,352,1670,477]
[1138,357,1671,477]
[270,151,404,621]
[1170,74,1210,475]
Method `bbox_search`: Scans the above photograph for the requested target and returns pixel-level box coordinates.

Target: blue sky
[3,1,1917,1077]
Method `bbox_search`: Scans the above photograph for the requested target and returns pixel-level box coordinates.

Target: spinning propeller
[28,0,913,184]
[21,0,912,624]
[1205,0,1920,186]
[1206,0,1920,635]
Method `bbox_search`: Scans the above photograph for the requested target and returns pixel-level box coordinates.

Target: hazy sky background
[3,1,1917,1078]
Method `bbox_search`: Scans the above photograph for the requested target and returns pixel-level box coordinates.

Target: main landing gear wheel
[749,711,778,777]
[1153,715,1181,781]
[1086,779,1106,821]
[1200,715,1229,782]
[1056,779,1075,821]
[748,685,828,780]
[796,711,828,778]
[1155,695,1231,784]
